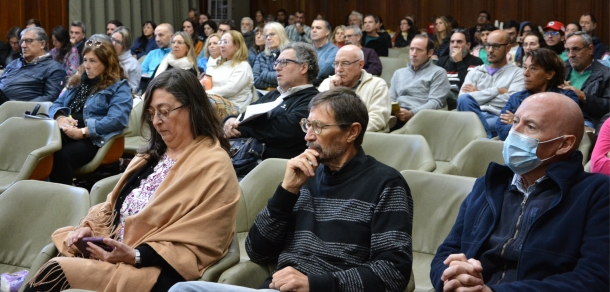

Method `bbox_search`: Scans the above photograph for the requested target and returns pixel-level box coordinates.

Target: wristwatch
[134,249,141,268]
[81,128,86,139]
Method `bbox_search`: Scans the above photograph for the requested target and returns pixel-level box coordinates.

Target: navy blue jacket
[431,152,609,292]
[496,88,578,140]
[0,55,66,102]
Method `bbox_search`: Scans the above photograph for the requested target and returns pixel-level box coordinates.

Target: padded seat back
[393,110,487,165]
[0,101,52,124]
[361,132,436,172]
[435,139,505,177]
[125,100,150,155]
[379,57,408,86]
[90,173,122,206]
[236,158,288,262]
[401,170,475,292]
[0,180,89,273]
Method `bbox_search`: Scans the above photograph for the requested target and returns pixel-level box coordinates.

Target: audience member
[287,14,296,26]
[182,19,204,55]
[579,13,605,60]
[513,21,538,66]
[254,10,265,27]
[154,32,199,78]
[431,16,452,59]
[241,17,255,49]
[503,20,520,64]
[218,20,236,35]
[436,29,484,110]
[25,19,42,28]
[543,21,567,61]
[344,25,382,75]
[393,18,416,48]
[516,31,547,67]
[470,24,495,66]
[311,19,338,86]
[390,35,450,130]
[263,14,276,25]
[111,26,141,92]
[187,8,197,22]
[565,22,582,36]
[469,11,491,45]
[591,119,610,175]
[276,9,288,27]
[223,42,319,159]
[196,12,211,38]
[361,15,391,57]
[70,21,87,62]
[47,40,132,184]
[197,33,221,72]
[25,69,239,292]
[562,32,610,133]
[247,25,265,67]
[348,10,363,27]
[50,25,80,76]
[331,25,346,48]
[431,92,609,292]
[206,30,254,111]
[130,21,158,60]
[0,27,66,102]
[457,30,524,138]
[319,45,391,132]
[201,20,218,43]
[496,48,577,140]
[252,22,288,89]
[285,10,312,43]
[106,20,123,36]
[1,27,22,67]
[141,23,173,76]
[173,87,413,292]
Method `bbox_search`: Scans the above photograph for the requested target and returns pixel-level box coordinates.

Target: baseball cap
[544,21,565,32]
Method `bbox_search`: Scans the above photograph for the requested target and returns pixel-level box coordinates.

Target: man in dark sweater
[223,42,319,160]
[173,88,413,292]
[435,29,483,110]
[431,93,609,292]
[360,15,391,57]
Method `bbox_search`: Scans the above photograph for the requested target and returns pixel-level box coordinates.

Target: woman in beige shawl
[25,69,240,292]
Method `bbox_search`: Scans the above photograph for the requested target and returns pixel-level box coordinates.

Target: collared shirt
[568,61,594,90]
[511,174,548,198]
[277,84,314,100]
[285,24,312,43]
[27,53,51,65]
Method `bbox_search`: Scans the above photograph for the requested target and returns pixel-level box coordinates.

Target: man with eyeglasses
[141,23,174,77]
[542,21,568,61]
[218,20,235,36]
[468,10,491,46]
[457,30,524,138]
[310,19,338,86]
[319,45,391,132]
[171,88,413,292]
[389,35,450,130]
[0,27,66,102]
[562,31,610,134]
[343,25,382,75]
[222,42,319,161]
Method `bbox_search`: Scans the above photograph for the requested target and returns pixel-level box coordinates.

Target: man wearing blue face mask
[430,92,609,292]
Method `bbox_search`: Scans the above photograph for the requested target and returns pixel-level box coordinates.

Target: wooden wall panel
[250,0,608,47]
[0,0,68,41]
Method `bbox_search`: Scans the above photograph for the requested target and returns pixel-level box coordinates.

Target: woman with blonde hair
[331,25,346,48]
[197,32,222,72]
[430,16,452,58]
[205,30,254,111]
[153,31,199,77]
[251,22,288,90]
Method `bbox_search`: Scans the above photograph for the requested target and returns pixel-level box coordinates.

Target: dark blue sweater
[0,55,66,102]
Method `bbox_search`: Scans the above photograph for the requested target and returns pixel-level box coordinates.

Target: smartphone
[74,237,114,258]
[31,104,41,116]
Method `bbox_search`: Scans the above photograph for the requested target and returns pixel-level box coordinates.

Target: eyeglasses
[218,39,230,45]
[565,46,586,54]
[85,40,102,48]
[111,38,123,45]
[146,105,186,121]
[343,34,356,39]
[544,31,560,37]
[332,60,360,68]
[273,58,301,68]
[263,32,276,39]
[300,118,349,135]
[483,43,508,50]
[18,38,37,46]
[171,40,186,45]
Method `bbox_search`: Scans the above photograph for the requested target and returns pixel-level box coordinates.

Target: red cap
[544,21,565,32]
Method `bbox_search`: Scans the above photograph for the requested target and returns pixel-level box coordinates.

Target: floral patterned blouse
[50,47,80,76]
[117,154,175,241]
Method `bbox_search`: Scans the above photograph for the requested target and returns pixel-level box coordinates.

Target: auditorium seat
[380,56,408,86]
[362,132,436,172]
[392,110,487,170]
[74,126,131,175]
[434,139,505,177]
[401,170,476,292]
[124,99,149,155]
[0,117,61,194]
[0,101,52,124]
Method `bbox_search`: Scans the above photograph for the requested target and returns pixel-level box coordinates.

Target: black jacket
[435,53,484,90]
[361,31,391,57]
[234,86,319,159]
[565,60,610,129]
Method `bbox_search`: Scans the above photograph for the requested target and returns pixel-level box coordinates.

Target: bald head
[338,44,364,60]
[489,30,510,45]
[518,92,583,154]
[334,44,365,87]
[155,23,174,48]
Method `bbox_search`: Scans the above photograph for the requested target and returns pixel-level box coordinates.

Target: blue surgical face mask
[502,130,564,175]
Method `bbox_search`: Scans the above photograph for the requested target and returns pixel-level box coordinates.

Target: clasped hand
[57,116,82,139]
[441,254,491,292]
[67,227,136,265]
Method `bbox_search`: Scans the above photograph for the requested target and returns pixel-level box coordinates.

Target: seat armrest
[199,237,240,282]
[218,260,276,288]
[19,243,58,292]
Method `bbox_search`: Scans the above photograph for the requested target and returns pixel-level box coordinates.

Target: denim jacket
[49,79,133,147]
